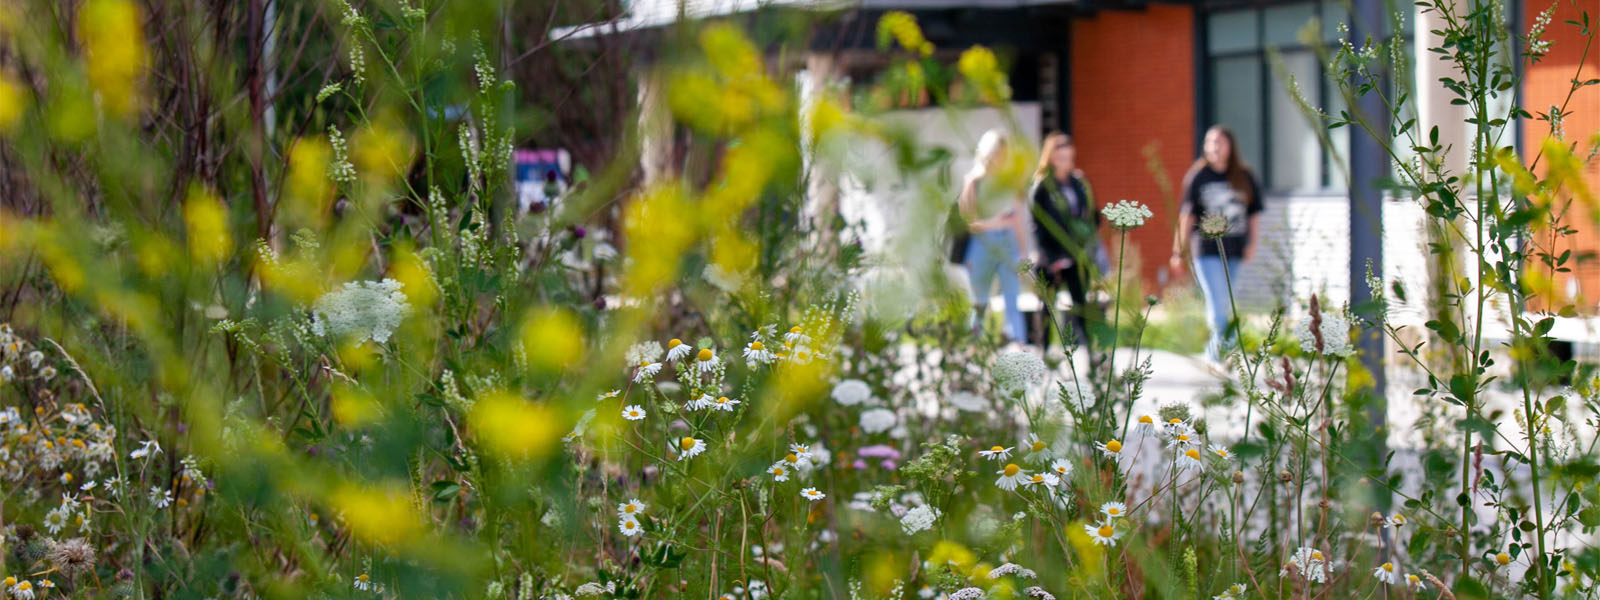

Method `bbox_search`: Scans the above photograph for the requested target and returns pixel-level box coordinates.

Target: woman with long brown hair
[1168,125,1263,362]
[1029,132,1103,353]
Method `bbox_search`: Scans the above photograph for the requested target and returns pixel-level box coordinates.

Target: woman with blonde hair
[958,128,1030,344]
[1029,132,1103,353]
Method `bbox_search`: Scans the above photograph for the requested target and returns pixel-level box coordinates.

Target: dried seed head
[1278,470,1293,483]
[49,537,97,578]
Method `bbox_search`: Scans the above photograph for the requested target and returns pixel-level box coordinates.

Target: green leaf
[430,480,462,502]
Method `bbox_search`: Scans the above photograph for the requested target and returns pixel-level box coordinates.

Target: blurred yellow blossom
[520,307,584,372]
[469,391,561,459]
[183,186,232,268]
[330,484,422,546]
[78,0,147,118]
[958,45,1010,104]
[0,71,26,134]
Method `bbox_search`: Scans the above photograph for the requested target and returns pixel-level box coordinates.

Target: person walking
[1029,132,1104,354]
[1168,125,1263,363]
[959,129,1030,344]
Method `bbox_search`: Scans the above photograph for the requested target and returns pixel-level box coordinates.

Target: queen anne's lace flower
[987,562,1037,579]
[992,351,1046,393]
[899,504,939,534]
[859,408,896,434]
[1296,312,1354,357]
[831,379,872,406]
[1101,200,1153,229]
[310,279,410,344]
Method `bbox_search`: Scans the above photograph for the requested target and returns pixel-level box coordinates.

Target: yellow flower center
[785,453,799,464]
[625,504,637,512]
[1496,553,1511,566]
[358,574,370,582]
[1097,525,1114,538]
[716,397,729,404]
[990,445,1004,452]
[772,467,784,475]
[1056,467,1067,474]
[790,326,802,333]
[750,341,764,350]
[1031,475,1044,482]
[1177,434,1190,442]
[1139,415,1153,424]
[639,361,652,368]
[624,521,635,529]
[1105,440,1122,453]
[1381,562,1394,572]
[697,348,714,361]
[1169,418,1182,425]
[1031,441,1046,452]
[668,339,682,348]
[1108,508,1121,516]
[680,437,696,450]
[1184,449,1200,459]
[1311,551,1325,561]
[1003,464,1019,476]
[629,410,639,417]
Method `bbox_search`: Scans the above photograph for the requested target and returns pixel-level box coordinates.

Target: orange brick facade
[1521,0,1600,311]
[1070,5,1197,291]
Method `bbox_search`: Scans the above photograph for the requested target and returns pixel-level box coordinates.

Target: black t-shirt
[1183,165,1263,258]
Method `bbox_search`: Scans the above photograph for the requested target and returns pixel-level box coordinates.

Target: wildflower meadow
[0,0,1598,599]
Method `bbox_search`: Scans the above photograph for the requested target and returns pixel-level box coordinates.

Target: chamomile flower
[665,338,691,361]
[1208,444,1233,462]
[633,361,662,383]
[130,439,161,460]
[8,580,32,600]
[1096,440,1123,458]
[1022,472,1059,488]
[1282,547,1329,583]
[789,443,815,462]
[1136,414,1156,430]
[1405,574,1425,592]
[674,437,706,460]
[979,445,1014,461]
[597,389,620,402]
[800,488,825,501]
[784,326,809,345]
[743,341,774,364]
[617,499,646,517]
[780,452,808,469]
[618,514,643,537]
[150,486,173,508]
[1176,448,1204,471]
[709,396,740,412]
[1162,418,1193,438]
[1023,433,1054,464]
[1049,458,1074,480]
[42,508,68,535]
[1099,501,1127,520]
[621,405,646,421]
[694,348,720,374]
[1084,522,1122,546]
[1213,583,1247,599]
[1166,431,1198,449]
[354,574,373,591]
[995,463,1027,491]
[1386,513,1406,528]
[769,463,791,482]
[686,394,715,411]
[1374,562,1398,585]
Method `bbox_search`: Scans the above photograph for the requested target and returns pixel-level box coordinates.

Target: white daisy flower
[1084,522,1121,546]
[597,389,621,402]
[1166,431,1198,449]
[618,514,643,537]
[783,326,809,345]
[1049,458,1075,480]
[617,499,646,516]
[1208,444,1233,462]
[130,439,162,460]
[789,443,815,462]
[743,341,774,364]
[995,463,1027,491]
[1386,513,1406,529]
[1176,447,1204,471]
[621,405,646,421]
[686,394,715,411]
[665,338,692,362]
[42,508,68,535]
[1405,574,1425,592]
[633,361,662,383]
[1373,562,1398,585]
[979,445,1014,461]
[709,396,740,412]
[1022,472,1059,488]
[1095,440,1123,458]
[1282,547,1329,583]
[674,437,706,460]
[150,486,173,508]
[694,348,720,374]
[800,488,825,501]
[768,463,791,482]
[9,580,34,600]
[1023,433,1052,464]
[1135,414,1157,430]
[354,574,373,591]
[1161,418,1193,438]
[1100,502,1128,520]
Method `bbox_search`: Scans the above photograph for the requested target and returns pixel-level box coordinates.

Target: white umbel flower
[1101,200,1153,229]
[987,563,1038,579]
[995,463,1027,491]
[800,488,825,501]
[992,351,1047,393]
[310,279,410,344]
[859,408,896,434]
[899,505,939,534]
[831,379,872,406]
[621,405,646,421]
[1296,311,1355,357]
[626,341,664,366]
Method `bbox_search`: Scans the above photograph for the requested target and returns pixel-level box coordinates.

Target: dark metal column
[1348,0,1390,512]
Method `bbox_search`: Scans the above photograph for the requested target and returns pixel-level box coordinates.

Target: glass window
[1208,11,1260,54]
[1264,4,1317,46]
[1269,50,1323,189]
[1212,55,1265,175]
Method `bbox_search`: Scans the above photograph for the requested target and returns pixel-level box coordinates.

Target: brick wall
[1070,5,1197,292]
[1522,0,1600,311]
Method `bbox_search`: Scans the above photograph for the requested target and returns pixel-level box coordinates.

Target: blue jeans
[965,229,1026,342]
[1194,254,1242,361]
